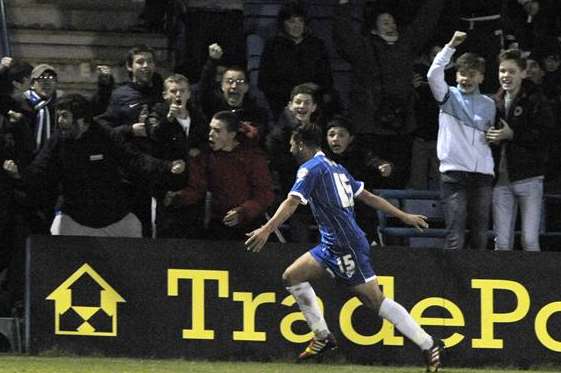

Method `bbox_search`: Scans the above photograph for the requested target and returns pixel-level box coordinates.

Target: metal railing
[0,0,10,56]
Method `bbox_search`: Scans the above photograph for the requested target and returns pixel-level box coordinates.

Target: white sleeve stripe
[288,191,307,205]
[354,182,364,197]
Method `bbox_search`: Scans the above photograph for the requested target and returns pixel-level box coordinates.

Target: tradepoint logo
[46,263,125,337]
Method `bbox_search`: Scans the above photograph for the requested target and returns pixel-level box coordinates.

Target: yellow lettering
[339,276,403,346]
[410,297,464,347]
[535,302,561,352]
[279,295,324,343]
[232,292,276,341]
[472,279,530,349]
[167,269,229,340]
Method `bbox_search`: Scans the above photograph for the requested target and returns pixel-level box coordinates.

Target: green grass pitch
[1,356,560,373]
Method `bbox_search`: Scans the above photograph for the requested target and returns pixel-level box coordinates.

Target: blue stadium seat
[374,189,561,250]
[374,189,445,248]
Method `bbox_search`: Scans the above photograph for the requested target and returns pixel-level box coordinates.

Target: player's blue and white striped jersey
[289,151,366,247]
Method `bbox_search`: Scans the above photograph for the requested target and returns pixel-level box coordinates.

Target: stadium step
[9,29,169,61]
[4,0,171,96]
[6,0,243,32]
[7,29,172,95]
[4,0,246,96]
[5,0,142,32]
[6,0,242,32]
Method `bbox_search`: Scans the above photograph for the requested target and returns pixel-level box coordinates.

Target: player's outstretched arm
[245,195,300,252]
[357,190,428,231]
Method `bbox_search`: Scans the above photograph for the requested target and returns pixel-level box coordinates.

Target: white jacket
[427,46,495,176]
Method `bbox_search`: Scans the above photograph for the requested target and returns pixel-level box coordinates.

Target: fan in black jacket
[146,74,208,238]
[3,94,186,237]
[486,49,555,251]
[257,1,333,120]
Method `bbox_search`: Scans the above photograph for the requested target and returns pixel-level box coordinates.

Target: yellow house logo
[46,263,125,337]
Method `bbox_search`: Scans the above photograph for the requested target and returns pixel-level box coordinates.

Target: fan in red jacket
[165,110,275,241]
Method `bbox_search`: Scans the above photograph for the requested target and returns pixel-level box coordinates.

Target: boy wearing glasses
[199,43,268,145]
[18,64,60,234]
[23,64,58,154]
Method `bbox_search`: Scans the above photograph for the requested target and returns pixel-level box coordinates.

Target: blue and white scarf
[24,89,53,151]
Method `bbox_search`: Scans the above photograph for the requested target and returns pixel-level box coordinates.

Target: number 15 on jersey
[334,173,354,208]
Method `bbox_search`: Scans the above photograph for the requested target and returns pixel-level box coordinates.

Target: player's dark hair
[456,52,486,74]
[213,110,240,133]
[498,49,527,71]
[292,123,322,148]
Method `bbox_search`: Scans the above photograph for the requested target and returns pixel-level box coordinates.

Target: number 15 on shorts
[336,254,356,278]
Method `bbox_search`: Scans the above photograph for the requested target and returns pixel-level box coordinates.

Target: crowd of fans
[1,0,561,315]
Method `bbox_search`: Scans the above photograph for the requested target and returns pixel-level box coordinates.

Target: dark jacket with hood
[492,80,555,182]
[333,0,445,135]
